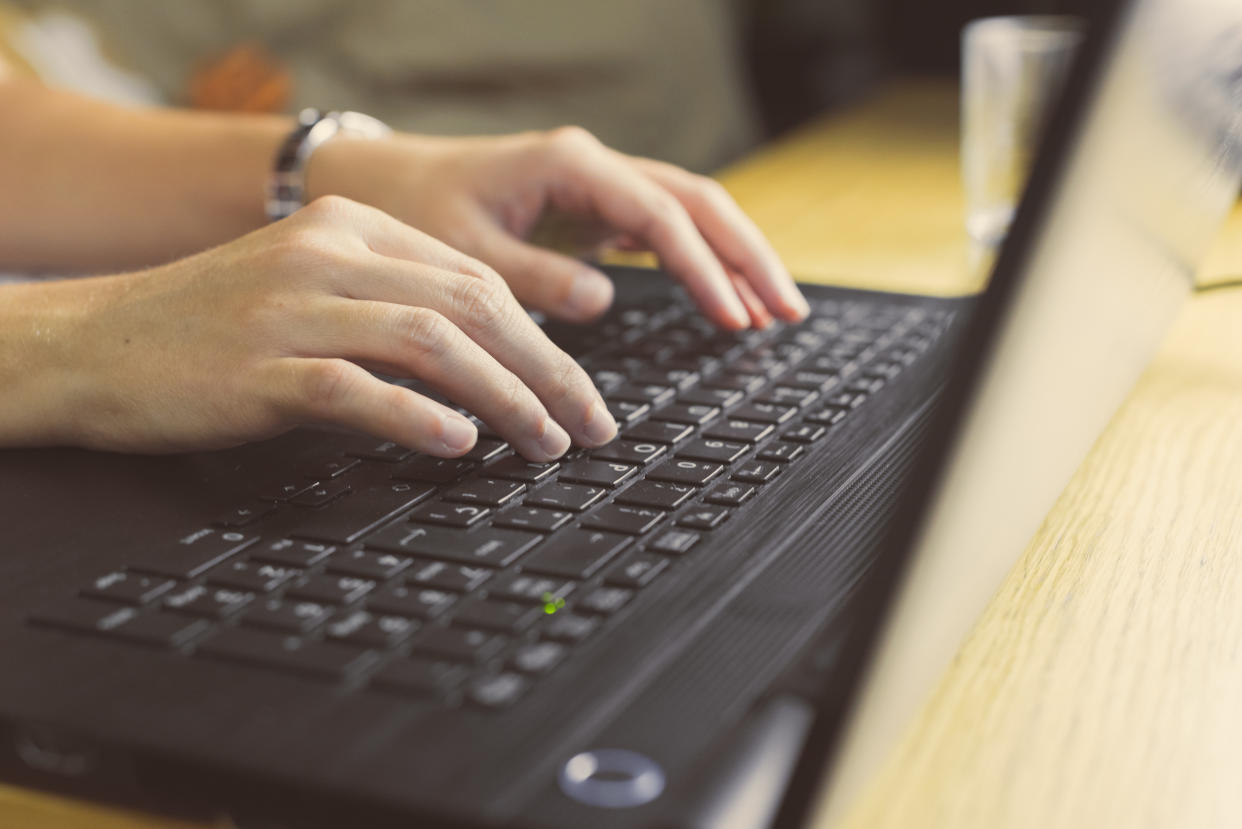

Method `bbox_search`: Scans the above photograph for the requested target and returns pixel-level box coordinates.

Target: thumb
[479,232,615,323]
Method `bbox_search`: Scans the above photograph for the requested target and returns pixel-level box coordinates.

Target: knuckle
[298,194,358,222]
[399,307,455,362]
[454,275,511,331]
[496,374,537,423]
[302,359,356,414]
[546,124,599,153]
[696,175,731,205]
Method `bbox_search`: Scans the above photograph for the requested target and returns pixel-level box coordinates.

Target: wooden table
[5,80,1242,829]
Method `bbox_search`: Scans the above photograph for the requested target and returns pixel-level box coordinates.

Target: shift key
[520,529,631,579]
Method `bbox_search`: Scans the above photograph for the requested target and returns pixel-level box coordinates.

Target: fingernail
[536,418,573,459]
[724,298,751,330]
[439,414,478,453]
[786,286,811,319]
[581,400,617,446]
[566,269,614,319]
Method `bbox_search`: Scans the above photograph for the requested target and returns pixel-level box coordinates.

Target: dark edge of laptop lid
[769,0,1136,825]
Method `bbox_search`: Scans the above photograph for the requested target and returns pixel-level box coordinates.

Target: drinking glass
[962,16,1084,260]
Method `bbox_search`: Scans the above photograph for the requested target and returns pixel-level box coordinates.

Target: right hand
[25,196,617,459]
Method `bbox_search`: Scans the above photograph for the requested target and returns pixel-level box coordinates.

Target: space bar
[290,482,434,544]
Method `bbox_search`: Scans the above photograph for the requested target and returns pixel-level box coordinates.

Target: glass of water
[962,16,1084,260]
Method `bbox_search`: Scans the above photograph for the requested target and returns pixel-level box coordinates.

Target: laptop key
[524,482,607,512]
[727,403,797,425]
[405,559,493,592]
[520,529,631,579]
[678,387,743,408]
[493,507,573,533]
[299,456,360,481]
[371,657,467,696]
[704,482,757,506]
[325,610,419,648]
[757,387,820,408]
[621,420,694,445]
[702,371,765,393]
[410,627,507,663]
[483,456,560,483]
[804,406,849,425]
[81,571,175,606]
[214,500,277,528]
[614,480,695,510]
[650,403,719,426]
[603,553,669,588]
[648,529,701,555]
[367,585,457,619]
[578,587,634,615]
[405,500,491,528]
[285,574,375,605]
[257,479,316,502]
[591,440,667,466]
[197,628,377,680]
[344,439,416,463]
[463,439,508,462]
[510,641,568,675]
[676,438,749,464]
[327,549,411,581]
[368,524,539,567]
[251,538,336,568]
[582,504,665,536]
[289,479,353,508]
[732,462,781,484]
[132,528,258,579]
[648,459,723,486]
[389,456,476,484]
[487,573,575,604]
[106,613,212,649]
[163,585,253,619]
[208,560,300,593]
[757,442,805,463]
[606,400,649,424]
[558,459,637,488]
[781,423,827,443]
[29,598,139,635]
[241,598,333,633]
[292,481,435,543]
[466,672,530,709]
[453,600,542,633]
[607,382,675,406]
[443,477,526,507]
[629,368,700,391]
[541,611,599,643]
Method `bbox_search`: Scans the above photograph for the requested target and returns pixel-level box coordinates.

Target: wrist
[0,275,133,448]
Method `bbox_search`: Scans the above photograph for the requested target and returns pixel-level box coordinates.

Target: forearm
[0,79,290,272]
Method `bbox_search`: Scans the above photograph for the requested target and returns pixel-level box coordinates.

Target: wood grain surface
[4,80,1241,828]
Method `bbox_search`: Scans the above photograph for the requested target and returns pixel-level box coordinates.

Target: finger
[536,128,750,330]
[271,357,479,457]
[474,227,615,322]
[732,270,773,329]
[338,252,617,449]
[300,297,576,462]
[632,158,810,322]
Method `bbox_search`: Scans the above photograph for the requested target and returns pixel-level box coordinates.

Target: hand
[2,197,616,458]
[308,127,811,329]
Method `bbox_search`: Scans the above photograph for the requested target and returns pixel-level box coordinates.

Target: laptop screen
[778,0,1242,824]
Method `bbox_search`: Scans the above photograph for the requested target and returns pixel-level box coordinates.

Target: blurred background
[0,0,1093,172]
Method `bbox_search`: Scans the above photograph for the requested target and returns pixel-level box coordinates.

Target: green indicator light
[541,593,566,615]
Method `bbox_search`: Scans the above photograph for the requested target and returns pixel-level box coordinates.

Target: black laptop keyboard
[29,291,955,710]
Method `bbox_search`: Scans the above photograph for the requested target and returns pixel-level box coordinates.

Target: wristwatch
[265,108,392,222]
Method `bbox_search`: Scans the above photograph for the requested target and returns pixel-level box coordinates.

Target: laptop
[1,0,1239,825]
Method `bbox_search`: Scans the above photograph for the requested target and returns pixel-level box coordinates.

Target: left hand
[307,126,810,330]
